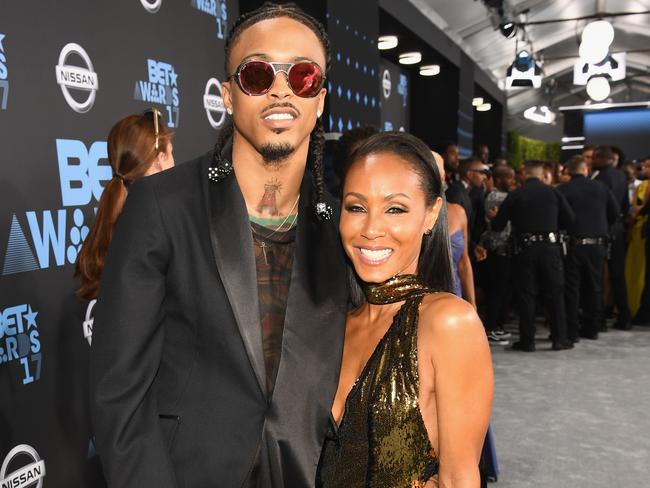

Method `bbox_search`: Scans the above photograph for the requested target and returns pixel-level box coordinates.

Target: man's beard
[260,142,295,166]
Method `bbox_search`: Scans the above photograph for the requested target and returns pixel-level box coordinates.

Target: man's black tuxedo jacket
[89,150,348,488]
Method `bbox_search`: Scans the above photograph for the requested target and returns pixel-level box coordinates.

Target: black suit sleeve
[89,179,178,488]
[606,188,621,225]
[620,180,630,218]
[556,189,576,231]
[491,193,512,232]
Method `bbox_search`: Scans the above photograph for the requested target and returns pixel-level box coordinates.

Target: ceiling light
[586,75,610,101]
[477,103,492,112]
[499,20,517,38]
[399,52,422,65]
[505,50,542,89]
[581,20,615,48]
[579,20,614,65]
[378,35,398,50]
[419,64,440,76]
[574,52,626,85]
[579,41,609,65]
[523,105,556,124]
[472,97,484,106]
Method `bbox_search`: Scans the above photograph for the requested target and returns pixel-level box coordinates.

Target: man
[583,145,596,175]
[621,160,641,211]
[491,160,575,351]
[481,165,516,345]
[90,5,347,487]
[593,146,632,330]
[558,156,619,341]
[440,141,460,183]
[447,157,490,245]
[475,143,490,165]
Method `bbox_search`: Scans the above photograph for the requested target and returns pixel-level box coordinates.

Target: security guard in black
[558,156,619,341]
[492,160,575,351]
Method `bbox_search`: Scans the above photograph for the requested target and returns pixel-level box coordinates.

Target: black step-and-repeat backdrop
[0,1,236,486]
[0,1,380,486]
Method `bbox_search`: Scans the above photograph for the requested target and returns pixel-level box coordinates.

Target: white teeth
[264,112,295,120]
[360,248,392,261]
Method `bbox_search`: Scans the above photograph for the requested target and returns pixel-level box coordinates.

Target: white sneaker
[493,329,512,339]
[487,331,510,345]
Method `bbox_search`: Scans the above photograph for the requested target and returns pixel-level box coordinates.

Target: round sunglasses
[229,60,325,98]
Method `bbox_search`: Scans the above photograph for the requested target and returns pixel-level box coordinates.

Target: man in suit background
[90,4,348,487]
[593,146,632,330]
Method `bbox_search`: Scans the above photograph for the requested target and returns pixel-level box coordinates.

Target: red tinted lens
[239,61,275,95]
[288,62,323,97]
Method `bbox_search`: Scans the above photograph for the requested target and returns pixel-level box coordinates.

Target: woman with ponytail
[56,110,173,487]
[76,110,174,300]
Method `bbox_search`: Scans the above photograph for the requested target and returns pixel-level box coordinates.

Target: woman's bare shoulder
[419,292,483,338]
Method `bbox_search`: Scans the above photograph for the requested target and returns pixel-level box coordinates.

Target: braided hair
[212,2,330,219]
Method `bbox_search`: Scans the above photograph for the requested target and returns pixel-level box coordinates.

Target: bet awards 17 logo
[134,59,180,127]
[191,0,228,39]
[1,139,111,276]
[0,33,8,110]
[141,0,162,13]
[0,304,42,385]
[204,78,226,129]
[55,43,99,113]
[0,444,46,488]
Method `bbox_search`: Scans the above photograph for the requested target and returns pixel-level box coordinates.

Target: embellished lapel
[201,147,266,399]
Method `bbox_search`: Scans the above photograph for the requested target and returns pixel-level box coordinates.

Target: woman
[319,133,493,487]
[56,109,173,486]
[76,109,174,299]
[432,152,476,307]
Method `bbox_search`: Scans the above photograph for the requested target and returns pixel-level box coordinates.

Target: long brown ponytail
[75,112,172,300]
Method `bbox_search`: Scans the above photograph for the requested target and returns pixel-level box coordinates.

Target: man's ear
[222,80,233,114]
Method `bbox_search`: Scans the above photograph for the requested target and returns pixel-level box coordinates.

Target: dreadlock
[211,2,330,219]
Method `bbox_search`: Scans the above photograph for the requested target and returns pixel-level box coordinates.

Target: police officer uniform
[558,174,619,340]
[594,165,631,329]
[492,174,575,351]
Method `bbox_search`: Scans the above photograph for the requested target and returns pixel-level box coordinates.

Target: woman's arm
[457,209,476,308]
[424,298,493,487]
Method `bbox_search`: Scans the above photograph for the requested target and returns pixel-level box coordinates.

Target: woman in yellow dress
[625,162,650,316]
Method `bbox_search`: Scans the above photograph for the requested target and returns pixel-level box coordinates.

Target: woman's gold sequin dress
[318,275,439,488]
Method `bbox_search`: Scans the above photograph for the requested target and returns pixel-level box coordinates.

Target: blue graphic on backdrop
[134,59,180,127]
[0,33,9,110]
[0,304,42,385]
[397,74,408,108]
[191,0,228,39]
[2,139,110,275]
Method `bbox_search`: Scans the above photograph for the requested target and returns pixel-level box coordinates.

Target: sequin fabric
[318,275,439,488]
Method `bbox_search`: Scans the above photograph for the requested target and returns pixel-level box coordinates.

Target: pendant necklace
[254,195,299,265]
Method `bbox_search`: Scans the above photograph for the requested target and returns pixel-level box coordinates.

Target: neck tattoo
[256,178,282,216]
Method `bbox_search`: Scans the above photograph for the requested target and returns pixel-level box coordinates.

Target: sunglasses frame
[229,60,326,98]
[143,108,162,150]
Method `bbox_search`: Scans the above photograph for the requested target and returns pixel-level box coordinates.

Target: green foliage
[507,131,561,167]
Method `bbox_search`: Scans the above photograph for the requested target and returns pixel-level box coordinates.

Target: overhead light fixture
[399,52,422,65]
[378,35,398,50]
[472,97,484,106]
[523,105,556,124]
[574,52,626,85]
[419,64,440,76]
[505,50,542,89]
[579,20,614,65]
[477,103,492,112]
[499,19,517,38]
[586,75,611,101]
[561,136,585,143]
